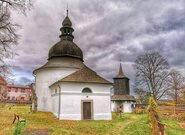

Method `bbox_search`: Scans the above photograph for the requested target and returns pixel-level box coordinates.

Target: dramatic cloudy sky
[6,0,185,93]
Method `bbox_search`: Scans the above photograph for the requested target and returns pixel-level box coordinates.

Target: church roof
[111,95,136,101]
[50,66,112,87]
[7,84,30,89]
[48,40,83,61]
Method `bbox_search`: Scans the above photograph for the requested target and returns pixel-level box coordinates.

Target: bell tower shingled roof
[115,61,127,78]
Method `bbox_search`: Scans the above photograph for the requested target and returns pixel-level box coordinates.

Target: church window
[82,88,92,93]
[55,89,57,94]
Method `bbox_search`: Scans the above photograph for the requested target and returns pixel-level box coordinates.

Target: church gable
[50,65,112,87]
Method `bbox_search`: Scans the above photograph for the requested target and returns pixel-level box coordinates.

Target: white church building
[34,12,112,120]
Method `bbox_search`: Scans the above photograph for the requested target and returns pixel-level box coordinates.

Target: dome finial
[67,2,68,16]
[60,5,74,41]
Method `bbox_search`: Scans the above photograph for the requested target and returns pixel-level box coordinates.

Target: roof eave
[49,80,113,89]
[113,76,129,79]
[111,99,136,101]
[61,80,113,84]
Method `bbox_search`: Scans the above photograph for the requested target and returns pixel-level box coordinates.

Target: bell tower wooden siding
[113,77,130,95]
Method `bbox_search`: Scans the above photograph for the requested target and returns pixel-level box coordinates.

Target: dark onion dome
[48,11,83,61]
[48,40,83,61]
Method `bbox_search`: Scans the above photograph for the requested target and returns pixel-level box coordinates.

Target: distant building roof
[50,65,112,87]
[7,84,30,89]
[111,95,136,101]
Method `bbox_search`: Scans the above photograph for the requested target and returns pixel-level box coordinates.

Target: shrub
[13,122,25,135]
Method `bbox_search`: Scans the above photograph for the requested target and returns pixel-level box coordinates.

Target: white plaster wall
[35,68,78,112]
[111,101,134,113]
[51,82,112,120]
[51,93,59,117]
[59,82,111,94]
[123,102,132,113]
[111,101,116,112]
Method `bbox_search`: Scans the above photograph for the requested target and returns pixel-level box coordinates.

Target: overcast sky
[6,0,185,93]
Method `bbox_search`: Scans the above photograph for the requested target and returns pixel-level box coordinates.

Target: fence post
[148,97,166,135]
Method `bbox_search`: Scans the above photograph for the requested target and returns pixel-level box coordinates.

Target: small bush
[13,122,26,135]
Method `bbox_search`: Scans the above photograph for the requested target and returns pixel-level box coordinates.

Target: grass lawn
[0,105,184,135]
[162,119,185,135]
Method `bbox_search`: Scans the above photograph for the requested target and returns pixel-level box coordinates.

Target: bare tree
[0,87,7,102]
[30,83,37,111]
[183,89,185,103]
[0,76,7,104]
[167,69,185,104]
[0,0,33,76]
[135,88,146,103]
[134,52,170,100]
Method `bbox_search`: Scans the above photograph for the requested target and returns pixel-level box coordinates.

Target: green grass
[0,105,184,135]
[123,114,151,135]
[162,119,185,135]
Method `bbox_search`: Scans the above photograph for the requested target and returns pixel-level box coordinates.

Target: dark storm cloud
[15,77,33,85]
[7,0,185,93]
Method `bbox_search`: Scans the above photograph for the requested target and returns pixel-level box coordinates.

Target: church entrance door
[82,100,93,120]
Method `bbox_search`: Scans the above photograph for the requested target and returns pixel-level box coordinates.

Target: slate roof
[50,66,112,87]
[111,95,136,101]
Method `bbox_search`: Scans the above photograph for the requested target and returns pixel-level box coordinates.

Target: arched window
[82,88,92,93]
